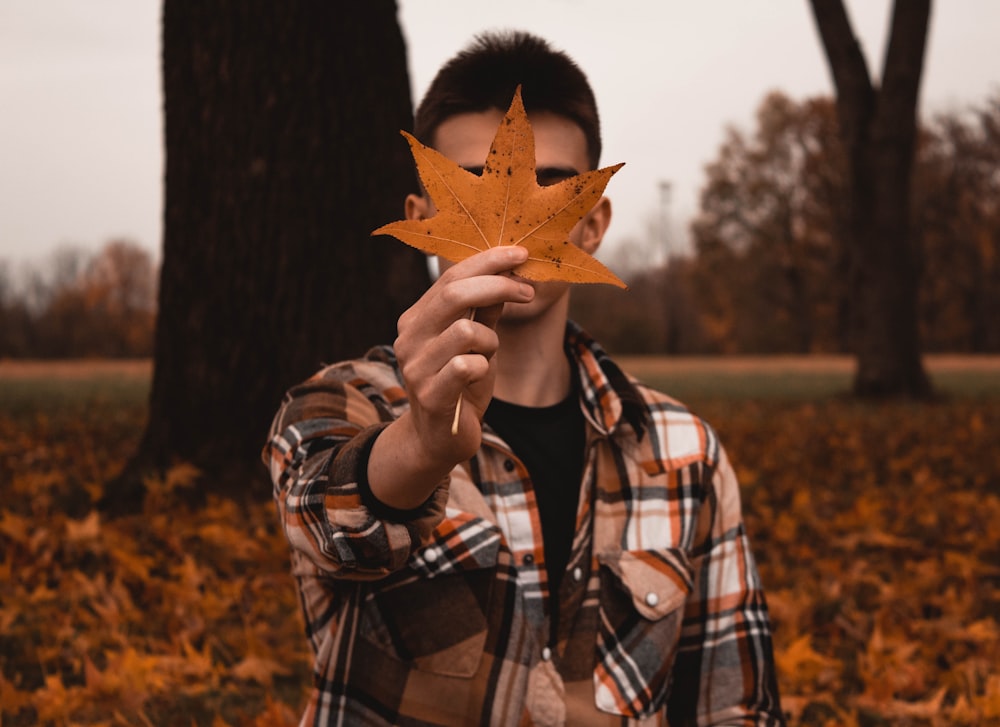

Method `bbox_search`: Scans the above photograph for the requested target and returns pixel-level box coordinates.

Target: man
[265,31,784,726]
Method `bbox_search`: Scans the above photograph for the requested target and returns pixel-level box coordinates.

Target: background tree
[915,94,1000,352]
[0,242,155,358]
[571,255,707,355]
[0,262,31,358]
[691,92,849,353]
[809,0,933,396]
[689,89,1000,358]
[77,240,158,357]
[109,1,429,508]
[25,246,92,357]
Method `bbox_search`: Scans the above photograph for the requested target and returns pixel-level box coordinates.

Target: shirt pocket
[358,513,503,678]
[593,548,693,718]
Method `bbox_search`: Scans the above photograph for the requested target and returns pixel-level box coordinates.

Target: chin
[500,284,570,324]
[499,299,538,321]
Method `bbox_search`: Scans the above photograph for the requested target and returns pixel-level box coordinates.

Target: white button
[541,646,552,661]
[572,567,583,582]
[424,549,438,563]
[644,592,660,607]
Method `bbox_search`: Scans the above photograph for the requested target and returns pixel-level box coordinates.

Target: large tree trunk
[106,1,429,511]
[809,0,932,397]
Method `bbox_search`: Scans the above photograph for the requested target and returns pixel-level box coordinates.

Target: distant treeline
[575,91,1000,356]
[0,240,156,358]
[3,91,998,358]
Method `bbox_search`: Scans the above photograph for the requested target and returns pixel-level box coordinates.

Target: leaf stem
[451,308,477,436]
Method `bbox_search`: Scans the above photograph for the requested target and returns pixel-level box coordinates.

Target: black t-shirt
[484,391,585,604]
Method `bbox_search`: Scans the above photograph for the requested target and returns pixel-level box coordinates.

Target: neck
[492,299,572,407]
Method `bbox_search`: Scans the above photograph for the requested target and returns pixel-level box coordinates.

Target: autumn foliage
[714,396,1000,724]
[0,395,310,725]
[2,364,998,725]
[686,91,1000,356]
[3,91,999,360]
[0,240,157,359]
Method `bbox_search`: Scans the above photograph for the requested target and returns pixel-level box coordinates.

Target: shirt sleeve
[263,361,448,579]
[668,440,786,726]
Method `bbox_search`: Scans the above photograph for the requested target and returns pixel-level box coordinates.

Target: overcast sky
[2,1,998,271]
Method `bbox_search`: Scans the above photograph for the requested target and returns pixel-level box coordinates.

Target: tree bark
[809,0,932,397]
[106,1,429,511]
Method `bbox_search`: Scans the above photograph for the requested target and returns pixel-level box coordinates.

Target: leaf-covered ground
[696,397,1000,726]
[1,378,998,725]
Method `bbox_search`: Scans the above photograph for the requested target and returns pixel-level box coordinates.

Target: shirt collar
[565,321,648,440]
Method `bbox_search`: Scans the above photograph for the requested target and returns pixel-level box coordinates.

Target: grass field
[2,357,999,725]
[0,359,152,415]
[4,353,999,404]
[615,354,1000,399]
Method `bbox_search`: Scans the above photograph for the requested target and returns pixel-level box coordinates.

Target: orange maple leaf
[373,86,626,288]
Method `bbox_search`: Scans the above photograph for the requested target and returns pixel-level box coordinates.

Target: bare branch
[808,0,873,105]
[879,0,932,127]
[808,0,875,141]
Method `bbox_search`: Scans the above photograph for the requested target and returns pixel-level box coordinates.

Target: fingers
[393,246,535,448]
[448,244,531,279]
[472,302,505,331]
[396,247,532,359]
[400,247,533,334]
[410,348,492,412]
[398,312,498,404]
[371,248,538,495]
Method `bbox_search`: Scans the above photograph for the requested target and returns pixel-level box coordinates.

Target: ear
[578,195,612,255]
[405,193,431,221]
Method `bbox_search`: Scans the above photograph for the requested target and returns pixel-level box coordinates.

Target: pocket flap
[597,548,693,619]
[594,548,693,717]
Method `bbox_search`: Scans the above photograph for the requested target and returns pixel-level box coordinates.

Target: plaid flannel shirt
[264,322,783,726]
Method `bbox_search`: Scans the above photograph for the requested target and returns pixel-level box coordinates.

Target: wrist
[367,412,455,510]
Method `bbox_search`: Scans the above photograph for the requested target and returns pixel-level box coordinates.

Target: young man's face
[407,108,611,324]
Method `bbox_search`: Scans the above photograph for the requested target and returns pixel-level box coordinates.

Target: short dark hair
[413,31,602,169]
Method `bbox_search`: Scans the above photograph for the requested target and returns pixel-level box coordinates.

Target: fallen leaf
[982,675,1000,718]
[856,685,948,719]
[5,381,999,723]
[373,86,626,288]
[775,633,843,694]
[230,655,291,687]
[0,671,34,712]
[65,510,101,541]
[0,509,30,541]
[952,618,1000,643]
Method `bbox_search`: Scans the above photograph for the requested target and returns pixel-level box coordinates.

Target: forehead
[431,109,590,172]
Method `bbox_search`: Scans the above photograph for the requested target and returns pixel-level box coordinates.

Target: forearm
[367,410,457,510]
[368,245,533,507]
[265,362,447,578]
[273,420,448,578]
